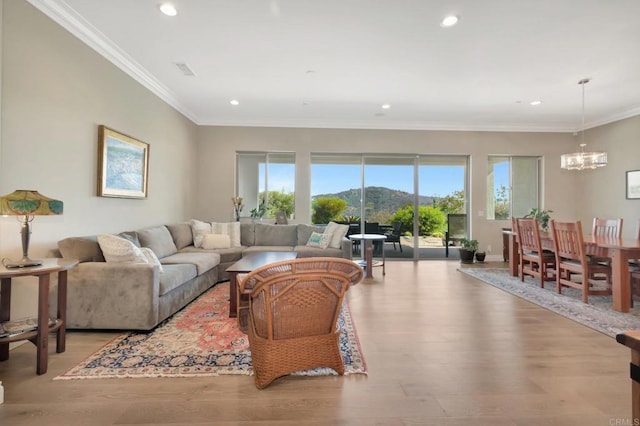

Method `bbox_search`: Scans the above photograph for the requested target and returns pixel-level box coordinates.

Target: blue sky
[264,162,510,198]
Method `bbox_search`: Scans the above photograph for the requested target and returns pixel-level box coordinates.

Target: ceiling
[28,0,640,132]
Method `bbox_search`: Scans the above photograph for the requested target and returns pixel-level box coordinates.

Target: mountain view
[312,186,435,216]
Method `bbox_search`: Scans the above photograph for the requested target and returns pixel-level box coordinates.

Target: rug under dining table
[459,267,640,338]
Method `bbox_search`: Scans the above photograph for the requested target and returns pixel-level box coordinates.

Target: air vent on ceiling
[174,62,196,77]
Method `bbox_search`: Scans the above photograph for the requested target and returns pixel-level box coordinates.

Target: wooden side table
[0,258,78,374]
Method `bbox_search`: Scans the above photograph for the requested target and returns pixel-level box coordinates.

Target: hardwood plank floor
[0,260,633,425]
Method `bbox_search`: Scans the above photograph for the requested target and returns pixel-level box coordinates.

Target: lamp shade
[0,190,63,216]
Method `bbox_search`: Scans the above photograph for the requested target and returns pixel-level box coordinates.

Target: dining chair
[238,257,363,389]
[588,217,623,283]
[550,220,611,303]
[515,218,556,288]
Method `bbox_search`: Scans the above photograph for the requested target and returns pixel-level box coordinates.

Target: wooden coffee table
[227,251,298,330]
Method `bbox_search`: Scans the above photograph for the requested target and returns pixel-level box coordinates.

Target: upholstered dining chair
[515,218,556,288]
[238,257,363,389]
[550,220,611,303]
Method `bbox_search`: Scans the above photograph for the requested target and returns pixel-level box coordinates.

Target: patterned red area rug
[55,282,366,379]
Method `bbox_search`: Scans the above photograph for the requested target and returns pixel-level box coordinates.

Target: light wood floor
[0,260,633,425]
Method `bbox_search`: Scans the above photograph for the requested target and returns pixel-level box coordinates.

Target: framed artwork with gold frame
[97,125,149,199]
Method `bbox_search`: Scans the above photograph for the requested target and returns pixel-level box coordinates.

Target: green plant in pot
[249,203,266,220]
[459,237,478,264]
[525,208,553,231]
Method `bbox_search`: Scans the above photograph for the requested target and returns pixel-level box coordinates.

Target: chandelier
[560,78,607,170]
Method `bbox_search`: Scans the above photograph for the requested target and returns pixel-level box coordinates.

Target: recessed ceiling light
[159,3,178,17]
[530,100,542,106]
[381,104,391,109]
[440,15,459,27]
[230,99,239,106]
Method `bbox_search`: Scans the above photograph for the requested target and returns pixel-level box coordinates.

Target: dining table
[504,230,640,313]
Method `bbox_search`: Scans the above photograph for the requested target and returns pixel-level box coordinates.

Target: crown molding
[26,0,200,123]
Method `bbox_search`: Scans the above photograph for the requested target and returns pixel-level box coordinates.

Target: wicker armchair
[238,257,363,389]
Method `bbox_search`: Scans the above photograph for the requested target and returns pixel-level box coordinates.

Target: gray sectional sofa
[56,221,352,330]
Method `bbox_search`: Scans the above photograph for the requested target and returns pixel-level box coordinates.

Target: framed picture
[97,125,149,198]
[627,170,640,200]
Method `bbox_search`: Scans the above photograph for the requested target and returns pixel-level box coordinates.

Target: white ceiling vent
[174,62,196,77]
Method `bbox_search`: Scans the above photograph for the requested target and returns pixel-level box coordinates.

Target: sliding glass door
[310,153,468,260]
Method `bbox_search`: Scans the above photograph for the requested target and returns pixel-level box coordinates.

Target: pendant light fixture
[560,78,607,170]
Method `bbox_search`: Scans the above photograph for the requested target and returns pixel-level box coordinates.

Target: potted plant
[249,202,266,220]
[525,208,553,231]
[459,237,478,264]
[475,250,486,262]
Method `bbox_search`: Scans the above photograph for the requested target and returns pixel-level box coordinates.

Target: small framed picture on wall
[626,170,640,199]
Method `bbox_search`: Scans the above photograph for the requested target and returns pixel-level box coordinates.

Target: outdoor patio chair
[238,257,363,389]
[550,220,611,303]
[384,222,403,252]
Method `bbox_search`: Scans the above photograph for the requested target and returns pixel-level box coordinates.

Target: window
[236,152,295,219]
[487,156,540,220]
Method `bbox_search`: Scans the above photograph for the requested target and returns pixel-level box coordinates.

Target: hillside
[312,187,434,216]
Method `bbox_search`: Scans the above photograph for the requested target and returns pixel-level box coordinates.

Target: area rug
[55,282,366,379]
[459,267,640,338]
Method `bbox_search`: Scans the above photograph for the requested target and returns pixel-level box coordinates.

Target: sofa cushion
[140,247,164,273]
[254,223,297,246]
[243,245,294,254]
[297,224,325,246]
[179,246,243,264]
[201,234,231,249]
[294,245,344,258]
[159,264,197,296]
[306,231,331,249]
[211,222,241,247]
[240,222,255,246]
[97,234,148,264]
[58,236,105,263]
[160,252,220,276]
[166,223,193,250]
[137,226,178,259]
[117,231,140,247]
[190,219,212,248]
[324,221,350,249]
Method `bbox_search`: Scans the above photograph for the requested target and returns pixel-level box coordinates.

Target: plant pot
[459,249,475,264]
[475,252,486,262]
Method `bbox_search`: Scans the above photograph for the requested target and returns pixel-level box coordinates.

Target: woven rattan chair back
[239,257,363,388]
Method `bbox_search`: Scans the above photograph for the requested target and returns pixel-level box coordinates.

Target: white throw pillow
[324,221,349,249]
[190,219,212,248]
[201,233,231,250]
[97,234,148,264]
[140,247,164,273]
[211,221,241,247]
[306,231,331,249]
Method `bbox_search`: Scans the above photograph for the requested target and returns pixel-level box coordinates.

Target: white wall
[0,1,199,320]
